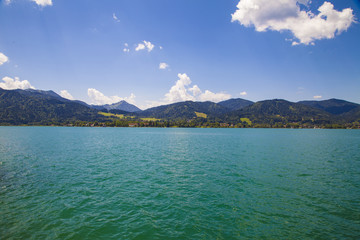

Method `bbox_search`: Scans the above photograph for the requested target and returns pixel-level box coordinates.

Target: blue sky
[0,0,359,108]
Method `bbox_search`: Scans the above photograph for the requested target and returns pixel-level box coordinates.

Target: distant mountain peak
[92,100,141,112]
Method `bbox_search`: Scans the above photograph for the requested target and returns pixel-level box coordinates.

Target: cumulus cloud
[198,90,232,102]
[159,62,169,70]
[166,73,231,103]
[126,93,136,105]
[87,88,136,105]
[60,90,74,100]
[32,0,52,7]
[164,73,195,103]
[189,85,202,96]
[143,73,231,108]
[0,76,35,90]
[144,41,154,51]
[313,95,322,99]
[135,44,145,51]
[231,0,355,45]
[113,13,120,22]
[135,40,155,52]
[0,52,9,66]
[240,91,247,96]
[142,74,231,109]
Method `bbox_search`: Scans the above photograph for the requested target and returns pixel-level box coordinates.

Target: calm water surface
[0,127,359,239]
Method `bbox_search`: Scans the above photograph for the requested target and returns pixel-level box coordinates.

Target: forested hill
[298,99,360,115]
[0,88,105,125]
[138,101,230,119]
[218,98,254,111]
[297,99,360,123]
[222,99,333,125]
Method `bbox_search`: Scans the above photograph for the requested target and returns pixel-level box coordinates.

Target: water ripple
[1,127,360,239]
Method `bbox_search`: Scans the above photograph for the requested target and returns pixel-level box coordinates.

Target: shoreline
[0,125,358,129]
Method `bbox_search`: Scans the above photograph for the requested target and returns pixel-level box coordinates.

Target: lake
[1,127,359,239]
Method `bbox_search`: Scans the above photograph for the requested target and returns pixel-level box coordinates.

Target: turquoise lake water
[0,127,359,239]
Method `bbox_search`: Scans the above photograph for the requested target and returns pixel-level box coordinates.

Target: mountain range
[0,87,359,127]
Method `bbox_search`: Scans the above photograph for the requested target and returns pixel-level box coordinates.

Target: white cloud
[144,41,154,52]
[135,44,145,51]
[0,76,35,90]
[240,91,247,96]
[164,73,195,103]
[113,13,120,22]
[231,0,355,45]
[4,0,12,5]
[143,73,231,108]
[126,93,136,105]
[123,43,130,52]
[32,0,52,7]
[60,90,74,100]
[189,85,202,96]
[313,95,322,99]
[198,90,231,102]
[159,62,169,70]
[0,52,9,66]
[142,74,231,109]
[87,88,136,105]
[135,40,155,52]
